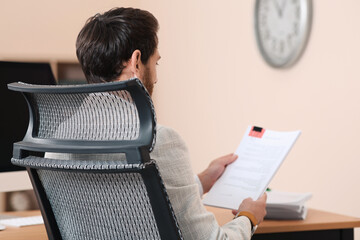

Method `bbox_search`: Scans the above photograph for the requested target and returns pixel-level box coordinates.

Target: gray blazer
[46,125,251,239]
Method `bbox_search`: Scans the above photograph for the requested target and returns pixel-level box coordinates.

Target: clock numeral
[295,5,301,19]
[261,0,270,7]
[272,38,277,51]
[263,30,270,40]
[292,0,299,6]
[259,14,267,26]
[287,34,293,47]
[279,40,285,54]
[293,22,299,36]
[259,1,269,12]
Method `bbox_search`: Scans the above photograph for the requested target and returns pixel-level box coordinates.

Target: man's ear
[129,50,142,75]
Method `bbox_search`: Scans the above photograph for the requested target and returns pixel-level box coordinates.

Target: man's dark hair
[76,7,159,83]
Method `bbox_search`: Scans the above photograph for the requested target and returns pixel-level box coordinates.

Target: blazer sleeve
[150,125,252,240]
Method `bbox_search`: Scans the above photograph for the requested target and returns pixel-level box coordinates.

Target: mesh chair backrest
[39,166,161,239]
[10,79,157,162]
[38,170,160,240]
[8,79,183,240]
[34,90,140,141]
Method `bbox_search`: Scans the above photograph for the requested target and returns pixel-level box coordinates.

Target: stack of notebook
[265,190,312,220]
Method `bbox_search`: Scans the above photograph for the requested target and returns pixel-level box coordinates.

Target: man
[76,7,266,239]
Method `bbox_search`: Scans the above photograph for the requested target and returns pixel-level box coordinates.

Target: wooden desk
[1,208,360,240]
[0,210,47,240]
[207,206,360,240]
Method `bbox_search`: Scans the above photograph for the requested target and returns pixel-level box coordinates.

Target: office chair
[8,79,183,240]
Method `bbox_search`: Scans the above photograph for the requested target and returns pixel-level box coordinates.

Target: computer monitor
[0,61,56,192]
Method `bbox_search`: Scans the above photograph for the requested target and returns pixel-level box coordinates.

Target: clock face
[255,0,312,68]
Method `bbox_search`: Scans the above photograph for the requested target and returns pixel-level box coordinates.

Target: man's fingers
[212,153,238,167]
[259,193,267,202]
[222,153,238,165]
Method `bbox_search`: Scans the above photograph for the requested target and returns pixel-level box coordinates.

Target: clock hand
[279,0,287,18]
[273,0,282,17]
[273,0,288,18]
[273,0,287,18]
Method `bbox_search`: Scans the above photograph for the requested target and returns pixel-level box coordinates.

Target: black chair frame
[8,79,183,240]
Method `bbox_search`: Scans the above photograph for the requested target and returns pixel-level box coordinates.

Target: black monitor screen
[0,61,56,172]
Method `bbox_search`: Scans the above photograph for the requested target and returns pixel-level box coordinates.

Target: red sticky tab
[249,126,265,138]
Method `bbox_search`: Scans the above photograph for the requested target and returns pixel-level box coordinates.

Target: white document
[202,126,301,210]
[266,190,312,207]
[0,215,43,227]
[266,190,312,220]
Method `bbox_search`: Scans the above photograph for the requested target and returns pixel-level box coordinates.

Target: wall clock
[254,0,312,68]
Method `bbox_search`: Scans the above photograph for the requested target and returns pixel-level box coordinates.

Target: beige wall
[0,0,141,59]
[145,1,360,238]
[1,0,360,238]
[148,0,360,216]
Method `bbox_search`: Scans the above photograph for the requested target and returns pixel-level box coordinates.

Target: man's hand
[197,153,238,194]
[232,194,267,224]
